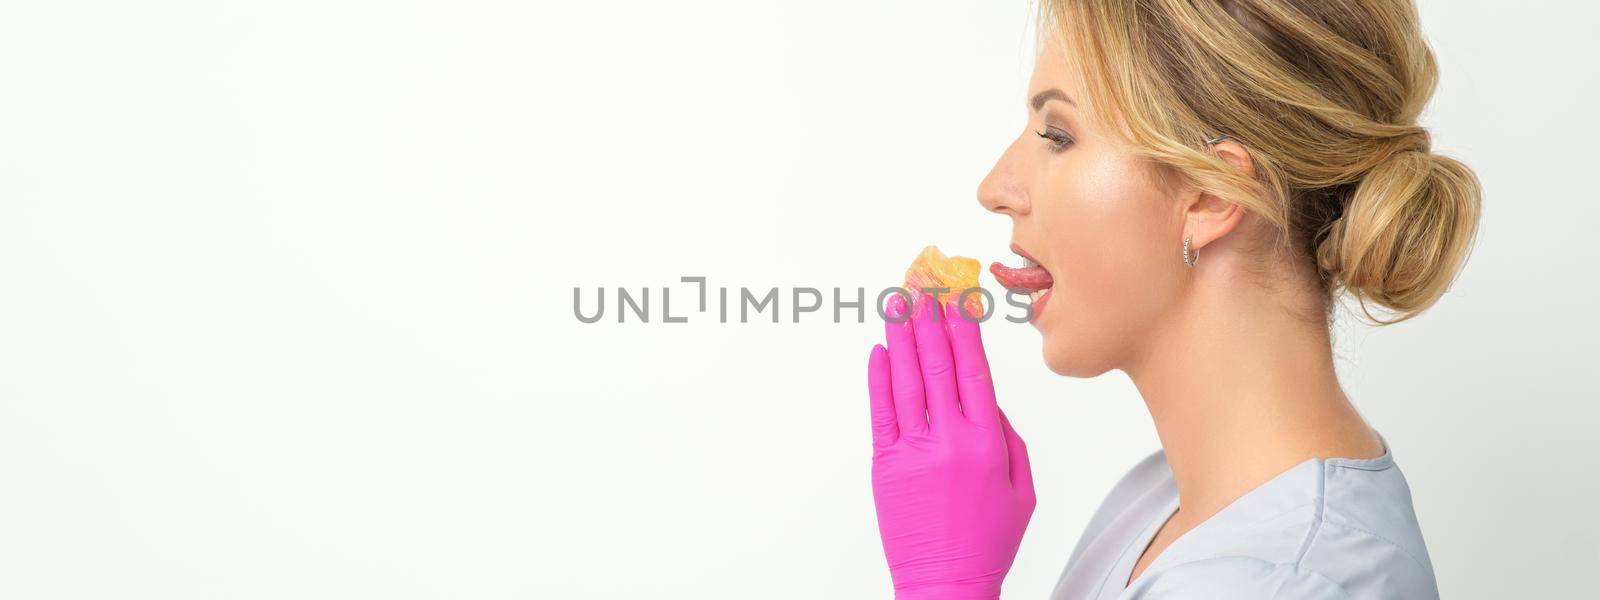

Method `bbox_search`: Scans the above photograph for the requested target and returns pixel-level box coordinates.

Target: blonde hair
[1039,0,1482,325]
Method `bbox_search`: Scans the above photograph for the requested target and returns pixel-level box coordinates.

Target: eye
[1035,127,1074,152]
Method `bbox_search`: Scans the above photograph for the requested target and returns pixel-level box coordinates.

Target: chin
[1040,335,1116,378]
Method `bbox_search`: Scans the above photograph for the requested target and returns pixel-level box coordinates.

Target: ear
[1184,139,1254,251]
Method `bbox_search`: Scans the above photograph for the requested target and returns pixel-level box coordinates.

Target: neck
[1122,254,1383,528]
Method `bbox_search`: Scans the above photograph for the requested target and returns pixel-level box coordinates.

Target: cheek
[1051,161,1170,296]
[1039,159,1177,369]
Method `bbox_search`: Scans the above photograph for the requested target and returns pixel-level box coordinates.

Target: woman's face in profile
[978,38,1191,377]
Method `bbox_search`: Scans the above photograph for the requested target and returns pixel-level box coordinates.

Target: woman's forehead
[1028,41,1086,104]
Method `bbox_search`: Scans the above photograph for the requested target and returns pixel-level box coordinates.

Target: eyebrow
[1030,88,1075,111]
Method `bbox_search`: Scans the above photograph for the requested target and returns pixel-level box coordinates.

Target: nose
[977,140,1030,217]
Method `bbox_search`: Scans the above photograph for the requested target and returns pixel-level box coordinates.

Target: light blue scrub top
[1048,439,1438,599]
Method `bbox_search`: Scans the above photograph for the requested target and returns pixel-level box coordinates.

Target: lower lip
[1029,287,1053,324]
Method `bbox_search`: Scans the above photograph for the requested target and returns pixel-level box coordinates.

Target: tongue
[990,261,1054,292]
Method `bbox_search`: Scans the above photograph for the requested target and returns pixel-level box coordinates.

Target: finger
[912,294,961,429]
[945,299,999,429]
[884,293,928,437]
[999,408,1034,497]
[867,344,898,449]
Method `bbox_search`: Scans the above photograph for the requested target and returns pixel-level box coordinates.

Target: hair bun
[1314,149,1482,324]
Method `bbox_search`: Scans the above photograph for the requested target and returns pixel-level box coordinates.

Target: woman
[866,1,1480,598]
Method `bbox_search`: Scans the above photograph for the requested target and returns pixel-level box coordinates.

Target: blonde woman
[865,1,1479,598]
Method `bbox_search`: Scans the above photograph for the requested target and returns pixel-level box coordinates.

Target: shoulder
[1298,455,1438,597]
[1123,536,1435,599]
[1122,556,1349,599]
[1127,454,1438,599]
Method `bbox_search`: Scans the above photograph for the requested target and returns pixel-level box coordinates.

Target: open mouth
[990,243,1054,303]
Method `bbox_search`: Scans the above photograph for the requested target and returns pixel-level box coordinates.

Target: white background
[2,1,1596,598]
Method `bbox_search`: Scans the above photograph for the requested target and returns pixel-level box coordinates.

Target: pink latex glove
[867,293,1037,600]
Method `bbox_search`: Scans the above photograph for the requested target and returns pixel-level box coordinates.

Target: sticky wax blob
[903,245,984,318]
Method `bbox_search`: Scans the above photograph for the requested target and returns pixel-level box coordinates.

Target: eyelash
[1035,127,1074,152]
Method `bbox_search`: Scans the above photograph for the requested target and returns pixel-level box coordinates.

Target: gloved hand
[867,293,1037,600]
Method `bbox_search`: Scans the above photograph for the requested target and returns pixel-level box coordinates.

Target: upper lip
[1010,243,1043,268]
